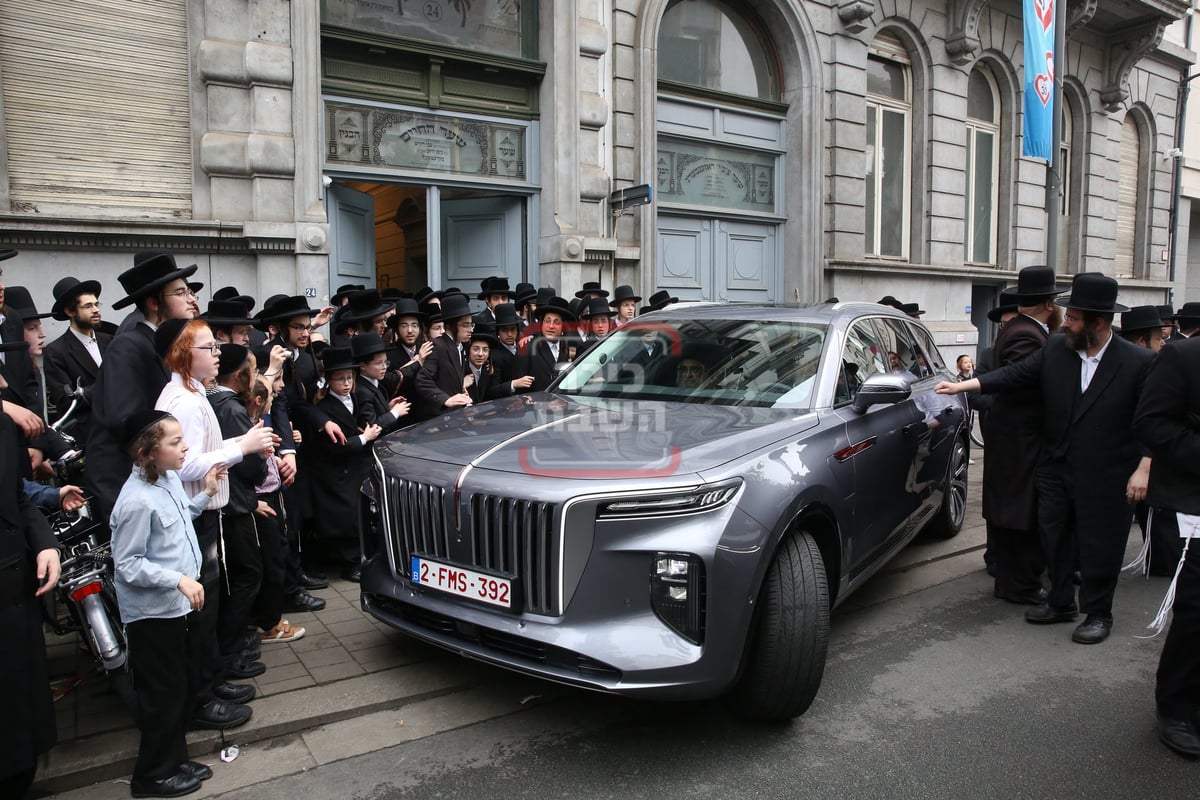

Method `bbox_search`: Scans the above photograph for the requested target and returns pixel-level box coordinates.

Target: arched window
[658,0,781,101]
[965,67,1000,265]
[866,33,911,259]
[1114,115,1142,278]
[1056,99,1079,271]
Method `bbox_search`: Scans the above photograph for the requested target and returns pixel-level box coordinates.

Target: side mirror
[851,373,912,414]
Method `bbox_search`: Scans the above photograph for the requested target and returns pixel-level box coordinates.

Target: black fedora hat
[340,289,395,324]
[477,276,512,301]
[899,302,925,317]
[877,295,903,310]
[535,287,556,306]
[1054,272,1128,313]
[1118,305,1162,334]
[216,343,250,377]
[609,285,642,306]
[574,281,609,299]
[320,346,357,373]
[492,303,522,328]
[581,297,618,319]
[252,294,291,332]
[350,332,391,361]
[414,286,440,305]
[533,296,577,322]
[113,250,198,310]
[51,276,103,321]
[1167,301,1200,322]
[213,286,256,313]
[1156,303,1175,321]
[469,323,503,350]
[419,301,443,324]
[640,289,679,315]
[0,248,18,262]
[200,299,254,327]
[513,282,534,301]
[1012,265,1066,304]
[331,305,356,336]
[259,295,320,325]
[385,297,429,328]
[4,286,52,320]
[987,287,1020,323]
[332,283,365,306]
[438,293,473,322]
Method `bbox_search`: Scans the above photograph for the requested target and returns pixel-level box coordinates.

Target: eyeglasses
[289,323,315,332]
[165,288,197,299]
[192,344,221,354]
[79,301,102,310]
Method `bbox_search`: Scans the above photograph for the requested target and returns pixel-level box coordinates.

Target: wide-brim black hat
[385,297,428,327]
[575,281,609,299]
[1118,305,1162,334]
[987,287,1020,323]
[340,289,395,324]
[4,286,52,320]
[581,297,618,318]
[51,276,103,320]
[258,295,320,325]
[350,332,390,361]
[532,296,577,322]
[1012,265,1067,304]
[419,301,443,324]
[1166,301,1200,321]
[640,289,679,314]
[0,249,17,262]
[212,286,256,313]
[469,324,503,349]
[1054,272,1128,313]
[200,299,253,327]
[331,305,355,335]
[320,346,357,373]
[477,276,512,301]
[899,302,925,317]
[609,285,642,306]
[331,283,365,306]
[113,251,198,310]
[491,303,522,328]
[439,293,474,322]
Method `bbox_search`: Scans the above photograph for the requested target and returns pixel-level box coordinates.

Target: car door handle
[902,423,926,437]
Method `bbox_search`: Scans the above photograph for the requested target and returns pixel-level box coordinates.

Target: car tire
[927,436,969,539]
[728,531,829,722]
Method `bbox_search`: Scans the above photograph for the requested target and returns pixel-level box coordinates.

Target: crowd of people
[2,249,1198,798]
[936,267,1200,761]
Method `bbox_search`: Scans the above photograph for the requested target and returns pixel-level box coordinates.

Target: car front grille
[385,477,562,615]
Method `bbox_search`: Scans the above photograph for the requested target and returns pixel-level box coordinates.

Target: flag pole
[1043,0,1067,266]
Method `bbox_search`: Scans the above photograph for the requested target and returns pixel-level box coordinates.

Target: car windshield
[553,318,828,408]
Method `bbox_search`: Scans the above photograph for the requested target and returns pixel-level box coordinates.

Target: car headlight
[596,479,742,519]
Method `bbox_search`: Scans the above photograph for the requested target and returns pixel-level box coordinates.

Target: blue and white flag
[1022,0,1055,160]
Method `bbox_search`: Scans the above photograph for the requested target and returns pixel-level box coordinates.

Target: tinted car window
[874,317,931,378]
[555,319,827,408]
[836,319,887,405]
[910,323,947,371]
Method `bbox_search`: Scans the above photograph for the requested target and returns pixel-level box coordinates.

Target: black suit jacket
[0,310,38,411]
[414,335,467,417]
[1135,337,1200,514]
[513,337,570,392]
[305,392,372,540]
[85,322,170,514]
[42,328,112,426]
[355,378,405,432]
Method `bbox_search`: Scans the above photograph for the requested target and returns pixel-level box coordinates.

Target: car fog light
[668,585,688,601]
[650,552,705,645]
[655,557,690,577]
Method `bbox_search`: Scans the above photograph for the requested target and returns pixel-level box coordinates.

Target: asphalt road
[203,554,1195,800]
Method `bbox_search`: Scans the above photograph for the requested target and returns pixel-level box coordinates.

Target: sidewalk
[35,454,992,797]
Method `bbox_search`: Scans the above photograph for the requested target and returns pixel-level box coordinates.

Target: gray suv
[360,302,970,720]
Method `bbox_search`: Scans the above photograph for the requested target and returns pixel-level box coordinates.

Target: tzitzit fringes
[1123,507,1153,575]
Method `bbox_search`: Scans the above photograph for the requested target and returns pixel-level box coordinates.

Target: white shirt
[547,341,560,360]
[329,389,369,445]
[156,373,245,508]
[0,312,6,364]
[70,326,103,367]
[1076,331,1113,393]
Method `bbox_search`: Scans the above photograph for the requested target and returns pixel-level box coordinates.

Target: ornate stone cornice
[1100,17,1169,112]
[1065,0,1099,39]
[838,0,876,35]
[0,217,297,254]
[945,0,990,65]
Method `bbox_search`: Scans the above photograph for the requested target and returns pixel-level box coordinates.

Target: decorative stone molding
[945,0,989,65]
[578,19,608,57]
[200,132,296,177]
[0,216,298,254]
[838,0,876,34]
[579,91,610,130]
[1065,0,1099,39]
[199,39,293,87]
[1100,17,1168,112]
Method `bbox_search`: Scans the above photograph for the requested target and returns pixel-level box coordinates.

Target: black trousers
[127,616,189,782]
[1157,529,1199,719]
[189,510,223,708]
[0,766,35,800]
[1147,507,1184,578]
[252,491,286,630]
[1036,467,1132,618]
[988,522,1045,596]
[281,479,306,595]
[217,511,263,660]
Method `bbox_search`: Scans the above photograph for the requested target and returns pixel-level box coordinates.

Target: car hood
[376,393,820,478]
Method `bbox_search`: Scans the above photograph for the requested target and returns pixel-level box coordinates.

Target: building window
[1114,115,1143,278]
[658,0,780,101]
[1056,103,1076,270]
[865,34,911,259]
[964,68,999,265]
[320,0,535,61]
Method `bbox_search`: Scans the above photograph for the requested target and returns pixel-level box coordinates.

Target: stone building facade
[0,0,1191,349]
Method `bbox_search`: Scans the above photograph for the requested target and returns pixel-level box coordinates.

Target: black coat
[414,335,467,418]
[207,388,267,516]
[979,332,1155,555]
[513,337,571,392]
[355,378,405,433]
[84,322,170,515]
[0,310,39,411]
[0,411,58,777]
[1135,337,1200,515]
[979,314,1048,530]
[42,327,112,431]
[305,392,373,541]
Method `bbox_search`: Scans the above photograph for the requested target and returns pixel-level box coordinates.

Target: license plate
[410,557,512,609]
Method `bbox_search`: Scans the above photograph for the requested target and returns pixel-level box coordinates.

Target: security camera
[322,175,334,186]
[1163,148,1183,161]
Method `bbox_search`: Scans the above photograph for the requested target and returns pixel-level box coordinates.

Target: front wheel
[727,531,829,722]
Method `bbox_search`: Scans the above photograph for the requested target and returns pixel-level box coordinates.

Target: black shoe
[1025,602,1079,624]
[299,570,329,590]
[1158,714,1200,758]
[1071,615,1113,644]
[213,681,256,704]
[340,564,362,583]
[283,590,326,613]
[130,772,202,798]
[190,699,252,731]
[178,761,213,781]
[225,655,267,679]
[994,587,1049,605]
